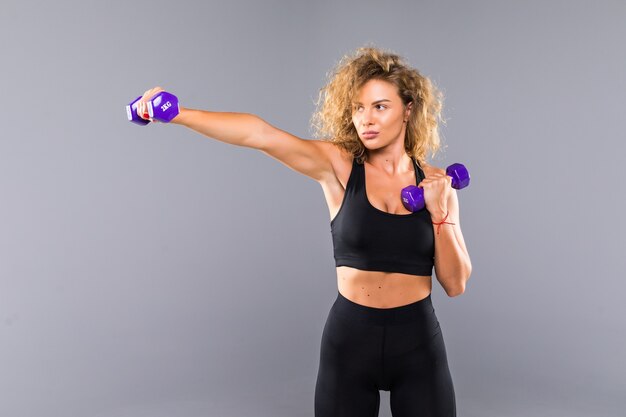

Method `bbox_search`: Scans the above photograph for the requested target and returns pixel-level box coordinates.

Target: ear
[404,101,413,121]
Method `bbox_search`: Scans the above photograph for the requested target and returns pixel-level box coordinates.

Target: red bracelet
[432,211,455,235]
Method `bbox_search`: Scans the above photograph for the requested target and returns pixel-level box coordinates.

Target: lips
[362,131,379,139]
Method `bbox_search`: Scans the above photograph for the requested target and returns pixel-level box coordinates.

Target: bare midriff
[336,266,432,308]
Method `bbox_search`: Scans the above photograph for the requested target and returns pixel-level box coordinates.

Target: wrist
[430,208,455,235]
[430,208,448,221]
[170,106,191,125]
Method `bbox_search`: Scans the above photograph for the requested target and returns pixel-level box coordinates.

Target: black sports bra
[330,157,435,276]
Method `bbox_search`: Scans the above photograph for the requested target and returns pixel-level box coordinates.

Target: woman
[135,45,471,416]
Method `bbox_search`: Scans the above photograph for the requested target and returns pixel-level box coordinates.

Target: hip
[320,290,442,358]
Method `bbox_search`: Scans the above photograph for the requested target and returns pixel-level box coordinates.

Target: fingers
[136,100,149,120]
[136,86,165,121]
[419,175,452,188]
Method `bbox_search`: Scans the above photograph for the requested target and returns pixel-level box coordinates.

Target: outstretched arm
[170,105,336,182]
[172,106,264,149]
[135,87,336,182]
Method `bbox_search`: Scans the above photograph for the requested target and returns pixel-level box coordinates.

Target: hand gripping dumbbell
[400,163,470,212]
[126,91,180,125]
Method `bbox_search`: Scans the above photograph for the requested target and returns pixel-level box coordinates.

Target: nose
[360,108,373,127]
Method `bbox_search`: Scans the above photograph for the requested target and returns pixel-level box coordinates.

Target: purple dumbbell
[401,163,470,212]
[126,91,180,125]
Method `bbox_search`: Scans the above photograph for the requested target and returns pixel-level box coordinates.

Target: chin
[362,140,386,150]
[360,137,379,146]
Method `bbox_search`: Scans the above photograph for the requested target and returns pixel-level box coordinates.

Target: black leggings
[315,291,456,417]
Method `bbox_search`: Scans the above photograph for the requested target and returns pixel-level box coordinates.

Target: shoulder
[315,140,350,156]
[314,140,354,187]
[316,140,353,165]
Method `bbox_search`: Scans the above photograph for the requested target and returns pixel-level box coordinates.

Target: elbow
[445,268,471,298]
[446,284,465,298]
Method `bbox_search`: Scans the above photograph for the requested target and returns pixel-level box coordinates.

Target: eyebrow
[353,99,392,105]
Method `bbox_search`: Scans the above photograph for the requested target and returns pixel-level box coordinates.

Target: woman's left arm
[431,187,472,297]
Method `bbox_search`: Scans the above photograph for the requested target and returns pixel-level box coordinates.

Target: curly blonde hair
[310,45,446,166]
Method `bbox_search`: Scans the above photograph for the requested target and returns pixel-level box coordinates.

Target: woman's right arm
[170,106,337,183]
[171,107,264,148]
[136,87,337,182]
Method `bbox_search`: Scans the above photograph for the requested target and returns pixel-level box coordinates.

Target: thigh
[314,309,382,417]
[389,330,456,417]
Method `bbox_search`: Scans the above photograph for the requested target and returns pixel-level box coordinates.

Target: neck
[365,147,413,176]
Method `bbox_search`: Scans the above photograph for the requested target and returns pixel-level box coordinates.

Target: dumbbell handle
[126,91,180,125]
[401,163,470,213]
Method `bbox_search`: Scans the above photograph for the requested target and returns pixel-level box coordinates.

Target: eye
[375,104,387,110]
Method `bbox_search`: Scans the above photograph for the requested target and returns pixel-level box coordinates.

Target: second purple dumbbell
[401,163,470,212]
[126,91,180,125]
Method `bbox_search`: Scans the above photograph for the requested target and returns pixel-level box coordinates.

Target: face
[351,79,412,151]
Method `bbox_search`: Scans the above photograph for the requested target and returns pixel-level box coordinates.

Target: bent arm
[432,188,472,297]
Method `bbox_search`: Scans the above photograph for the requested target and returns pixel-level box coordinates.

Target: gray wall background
[1,0,624,416]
